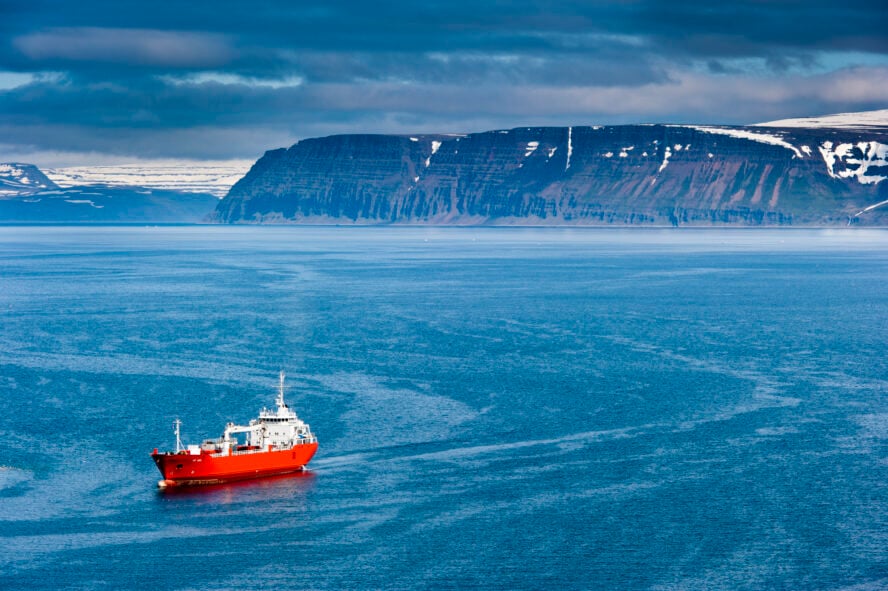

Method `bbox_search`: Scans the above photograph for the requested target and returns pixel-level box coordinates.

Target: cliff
[215,120,888,226]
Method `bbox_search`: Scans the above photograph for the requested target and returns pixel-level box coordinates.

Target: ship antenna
[277,370,286,409]
[174,418,183,453]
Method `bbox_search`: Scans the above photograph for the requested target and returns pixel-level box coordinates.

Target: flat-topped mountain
[45,161,253,197]
[215,111,888,226]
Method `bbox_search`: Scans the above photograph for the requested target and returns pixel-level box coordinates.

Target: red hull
[152,442,318,488]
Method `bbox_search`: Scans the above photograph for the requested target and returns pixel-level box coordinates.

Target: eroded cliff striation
[215,124,888,226]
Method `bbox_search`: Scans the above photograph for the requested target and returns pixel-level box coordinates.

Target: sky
[1,0,886,166]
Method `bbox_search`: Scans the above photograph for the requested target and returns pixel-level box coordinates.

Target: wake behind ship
[151,372,318,488]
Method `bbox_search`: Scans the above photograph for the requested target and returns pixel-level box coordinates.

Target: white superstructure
[200,372,315,455]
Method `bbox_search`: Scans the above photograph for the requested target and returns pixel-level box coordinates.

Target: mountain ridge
[754,109,888,130]
[0,163,219,223]
[215,112,888,226]
[45,161,253,197]
[0,163,59,195]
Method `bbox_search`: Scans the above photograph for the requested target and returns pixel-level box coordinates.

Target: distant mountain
[214,110,888,226]
[45,161,253,197]
[754,109,888,130]
[0,163,59,195]
[0,163,219,223]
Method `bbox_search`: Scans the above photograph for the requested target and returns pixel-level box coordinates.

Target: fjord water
[0,227,884,590]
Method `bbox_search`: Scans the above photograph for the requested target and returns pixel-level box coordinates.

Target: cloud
[161,72,304,89]
[14,28,235,68]
[0,122,300,160]
[288,65,888,124]
[269,49,669,87]
[613,1,888,57]
[0,70,64,90]
[1,63,886,164]
[0,71,36,89]
[817,66,888,102]
[0,1,885,164]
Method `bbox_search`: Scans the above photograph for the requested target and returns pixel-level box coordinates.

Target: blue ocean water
[0,226,885,590]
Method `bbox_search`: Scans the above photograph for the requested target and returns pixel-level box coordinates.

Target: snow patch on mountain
[424,141,443,168]
[689,126,804,159]
[45,161,253,197]
[658,146,672,173]
[565,127,573,170]
[854,198,888,217]
[64,199,104,208]
[819,141,888,185]
[0,163,57,194]
[755,109,888,129]
[651,146,672,184]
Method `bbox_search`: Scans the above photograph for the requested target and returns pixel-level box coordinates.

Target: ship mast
[277,370,286,409]
[173,419,183,453]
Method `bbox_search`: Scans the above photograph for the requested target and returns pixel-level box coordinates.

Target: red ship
[151,372,318,488]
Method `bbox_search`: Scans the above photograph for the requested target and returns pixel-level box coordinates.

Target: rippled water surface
[0,227,885,590]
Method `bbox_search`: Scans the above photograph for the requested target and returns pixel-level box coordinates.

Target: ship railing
[210,437,317,457]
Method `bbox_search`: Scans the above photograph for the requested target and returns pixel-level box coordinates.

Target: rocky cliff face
[215,122,888,226]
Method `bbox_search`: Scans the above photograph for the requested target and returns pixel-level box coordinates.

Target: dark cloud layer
[0,0,885,162]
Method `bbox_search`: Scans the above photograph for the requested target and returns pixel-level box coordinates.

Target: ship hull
[152,442,318,488]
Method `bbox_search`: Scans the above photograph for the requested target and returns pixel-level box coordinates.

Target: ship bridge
[216,371,313,452]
